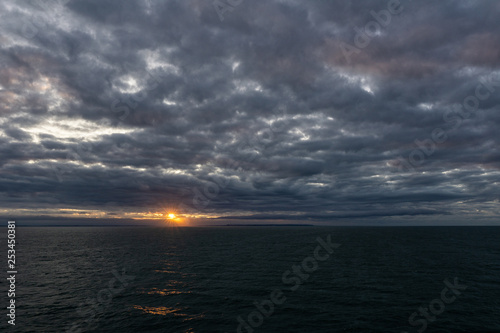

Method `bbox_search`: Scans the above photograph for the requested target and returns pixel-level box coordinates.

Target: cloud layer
[0,0,499,224]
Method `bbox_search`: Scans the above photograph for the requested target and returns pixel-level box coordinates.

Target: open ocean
[2,226,500,332]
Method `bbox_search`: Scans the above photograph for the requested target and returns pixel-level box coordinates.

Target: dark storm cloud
[0,0,499,224]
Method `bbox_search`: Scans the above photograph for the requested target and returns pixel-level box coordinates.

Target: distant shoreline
[216,224,314,227]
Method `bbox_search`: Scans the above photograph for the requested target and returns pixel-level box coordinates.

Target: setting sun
[165,212,186,226]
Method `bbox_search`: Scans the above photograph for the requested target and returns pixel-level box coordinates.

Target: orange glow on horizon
[164,212,186,226]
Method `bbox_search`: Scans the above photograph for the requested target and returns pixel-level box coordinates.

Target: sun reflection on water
[132,305,205,322]
[142,287,189,296]
[133,305,188,317]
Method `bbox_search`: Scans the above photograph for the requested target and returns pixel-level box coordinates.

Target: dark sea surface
[1,226,500,333]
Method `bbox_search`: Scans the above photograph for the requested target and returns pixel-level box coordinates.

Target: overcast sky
[1,0,499,225]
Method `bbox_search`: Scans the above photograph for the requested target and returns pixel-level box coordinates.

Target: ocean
[2,226,499,332]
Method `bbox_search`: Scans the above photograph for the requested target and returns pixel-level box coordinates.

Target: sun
[165,212,186,226]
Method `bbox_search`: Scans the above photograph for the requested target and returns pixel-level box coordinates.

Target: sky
[0,0,499,226]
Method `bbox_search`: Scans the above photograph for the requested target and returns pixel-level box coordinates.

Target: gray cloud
[0,0,499,224]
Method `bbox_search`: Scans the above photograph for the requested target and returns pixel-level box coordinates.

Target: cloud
[0,0,499,224]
